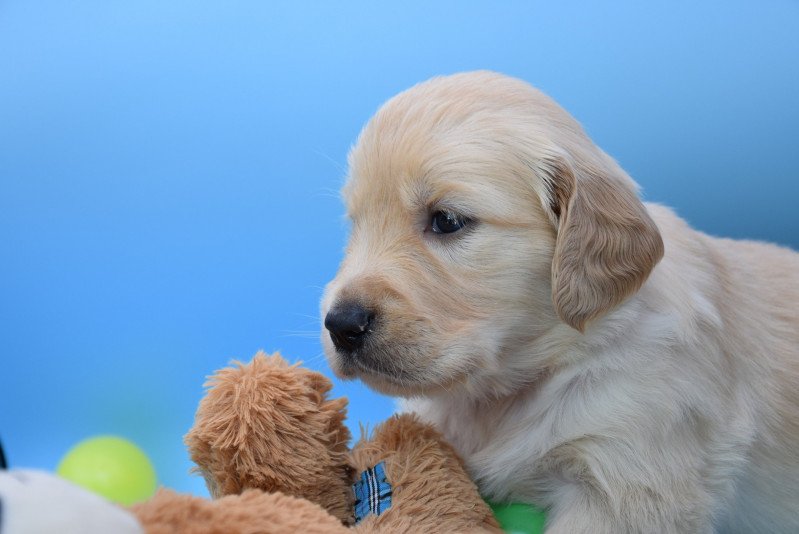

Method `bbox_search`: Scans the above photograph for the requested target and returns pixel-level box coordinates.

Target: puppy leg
[537,438,718,534]
[544,487,715,534]
[544,487,616,534]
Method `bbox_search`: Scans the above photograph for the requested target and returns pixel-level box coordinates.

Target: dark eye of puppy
[431,210,468,234]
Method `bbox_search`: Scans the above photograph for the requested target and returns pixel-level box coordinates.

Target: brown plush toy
[130,352,500,533]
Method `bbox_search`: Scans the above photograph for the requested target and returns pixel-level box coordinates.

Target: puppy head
[322,71,663,397]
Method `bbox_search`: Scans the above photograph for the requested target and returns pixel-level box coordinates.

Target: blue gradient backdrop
[1,1,797,497]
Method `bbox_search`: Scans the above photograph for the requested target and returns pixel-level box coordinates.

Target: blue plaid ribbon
[352,461,392,523]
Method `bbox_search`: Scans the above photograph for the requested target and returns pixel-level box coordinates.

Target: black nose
[324,303,374,353]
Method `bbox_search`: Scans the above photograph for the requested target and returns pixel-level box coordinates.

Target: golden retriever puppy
[320,71,799,533]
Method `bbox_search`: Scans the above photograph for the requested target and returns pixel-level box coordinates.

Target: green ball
[488,501,547,534]
[57,435,157,506]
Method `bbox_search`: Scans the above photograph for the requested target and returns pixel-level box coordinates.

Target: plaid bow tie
[353,462,392,523]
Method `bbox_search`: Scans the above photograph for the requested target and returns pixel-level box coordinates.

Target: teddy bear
[129,351,502,533]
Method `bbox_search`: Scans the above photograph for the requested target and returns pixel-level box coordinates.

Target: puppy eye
[431,210,468,234]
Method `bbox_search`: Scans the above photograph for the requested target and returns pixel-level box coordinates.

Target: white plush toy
[0,470,142,534]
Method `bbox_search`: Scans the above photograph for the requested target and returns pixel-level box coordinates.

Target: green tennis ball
[57,435,157,506]
[489,501,547,534]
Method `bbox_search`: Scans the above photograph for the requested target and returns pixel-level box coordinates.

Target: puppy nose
[324,303,374,353]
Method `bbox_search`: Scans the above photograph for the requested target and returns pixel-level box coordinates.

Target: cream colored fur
[321,71,799,533]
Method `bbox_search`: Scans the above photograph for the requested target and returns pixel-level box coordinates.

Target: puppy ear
[542,156,664,331]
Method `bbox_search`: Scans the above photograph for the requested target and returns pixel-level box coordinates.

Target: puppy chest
[431,414,553,502]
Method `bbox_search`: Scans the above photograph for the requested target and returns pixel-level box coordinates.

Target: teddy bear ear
[245,353,352,459]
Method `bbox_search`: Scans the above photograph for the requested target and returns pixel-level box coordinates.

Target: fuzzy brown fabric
[132,488,348,534]
[184,352,354,524]
[351,414,502,533]
[165,353,502,533]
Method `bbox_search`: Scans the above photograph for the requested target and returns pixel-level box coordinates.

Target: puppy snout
[324,303,375,353]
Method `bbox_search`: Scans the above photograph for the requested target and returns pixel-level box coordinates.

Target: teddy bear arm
[351,414,502,533]
[131,488,350,534]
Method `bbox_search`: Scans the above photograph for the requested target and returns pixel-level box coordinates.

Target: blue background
[1,1,797,497]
